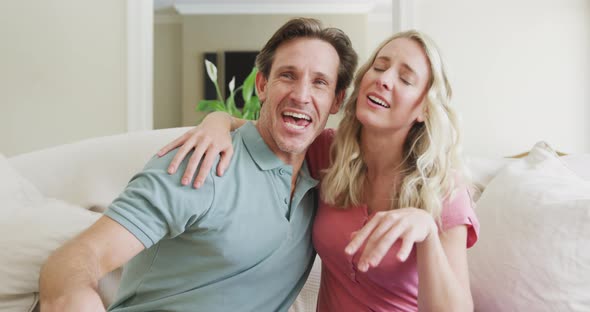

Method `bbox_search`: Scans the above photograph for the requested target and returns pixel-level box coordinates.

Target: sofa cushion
[0,154,101,312]
[8,127,191,212]
[468,142,590,311]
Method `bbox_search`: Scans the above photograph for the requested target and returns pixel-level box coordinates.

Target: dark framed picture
[203,51,258,108]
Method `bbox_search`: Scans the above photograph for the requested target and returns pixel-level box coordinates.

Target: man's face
[256,38,342,162]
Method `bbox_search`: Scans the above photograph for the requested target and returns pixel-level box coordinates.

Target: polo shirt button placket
[347,254,360,283]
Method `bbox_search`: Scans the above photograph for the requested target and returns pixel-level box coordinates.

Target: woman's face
[356,37,431,134]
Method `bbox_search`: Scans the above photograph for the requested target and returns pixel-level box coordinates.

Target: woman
[158,30,479,311]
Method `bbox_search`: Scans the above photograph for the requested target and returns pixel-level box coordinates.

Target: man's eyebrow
[275,65,296,72]
[314,71,335,82]
[275,65,335,82]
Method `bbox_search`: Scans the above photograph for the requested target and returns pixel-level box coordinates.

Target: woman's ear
[416,109,426,123]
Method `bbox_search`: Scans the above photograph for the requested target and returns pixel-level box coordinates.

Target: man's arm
[40,216,145,312]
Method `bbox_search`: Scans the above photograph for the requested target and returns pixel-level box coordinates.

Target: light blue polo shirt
[104,122,318,312]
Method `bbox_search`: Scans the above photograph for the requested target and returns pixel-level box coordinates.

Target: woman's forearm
[416,231,473,312]
[203,112,248,131]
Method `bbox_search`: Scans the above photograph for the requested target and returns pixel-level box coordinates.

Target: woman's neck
[360,127,408,180]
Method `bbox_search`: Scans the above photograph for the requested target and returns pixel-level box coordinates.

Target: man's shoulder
[142,149,208,176]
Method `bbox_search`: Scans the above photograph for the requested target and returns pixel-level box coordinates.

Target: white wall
[413,0,590,156]
[0,1,127,156]
[154,22,182,129]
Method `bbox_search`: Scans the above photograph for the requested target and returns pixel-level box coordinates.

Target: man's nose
[290,80,312,104]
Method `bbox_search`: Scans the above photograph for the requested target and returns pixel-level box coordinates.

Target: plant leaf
[226,93,239,116]
[243,96,260,120]
[242,67,258,103]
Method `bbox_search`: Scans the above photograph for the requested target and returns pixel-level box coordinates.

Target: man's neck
[255,122,306,190]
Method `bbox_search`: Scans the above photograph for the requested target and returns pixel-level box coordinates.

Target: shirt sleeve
[104,150,215,248]
[306,128,336,180]
[440,185,480,248]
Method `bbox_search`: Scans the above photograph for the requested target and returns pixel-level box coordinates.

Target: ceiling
[154,0,390,15]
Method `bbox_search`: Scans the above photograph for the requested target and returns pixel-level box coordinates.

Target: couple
[40,17,478,312]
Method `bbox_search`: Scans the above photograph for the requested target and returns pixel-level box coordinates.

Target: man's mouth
[282,111,312,130]
[368,95,390,108]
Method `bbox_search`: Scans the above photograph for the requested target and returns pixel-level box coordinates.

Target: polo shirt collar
[240,122,319,186]
[240,121,287,171]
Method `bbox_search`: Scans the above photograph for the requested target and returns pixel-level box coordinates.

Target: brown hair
[255,17,358,94]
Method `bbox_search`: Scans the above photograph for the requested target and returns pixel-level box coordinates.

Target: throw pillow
[0,154,101,312]
[468,142,590,311]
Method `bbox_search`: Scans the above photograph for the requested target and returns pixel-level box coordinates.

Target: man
[39,18,357,312]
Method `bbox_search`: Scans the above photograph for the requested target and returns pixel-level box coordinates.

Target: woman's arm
[157,112,248,188]
[346,208,473,312]
[416,225,473,312]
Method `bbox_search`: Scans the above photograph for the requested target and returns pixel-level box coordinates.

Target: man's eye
[280,73,294,79]
[314,79,328,86]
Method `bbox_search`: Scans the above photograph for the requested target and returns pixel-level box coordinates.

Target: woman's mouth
[368,95,390,108]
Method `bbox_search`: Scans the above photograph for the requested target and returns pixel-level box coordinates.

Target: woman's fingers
[194,150,219,188]
[345,216,380,256]
[180,138,209,186]
[396,234,415,262]
[347,209,435,271]
[157,134,187,158]
[358,219,406,271]
[216,148,234,177]
[168,138,197,175]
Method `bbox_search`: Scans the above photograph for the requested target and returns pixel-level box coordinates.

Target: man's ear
[255,71,268,103]
[330,90,346,114]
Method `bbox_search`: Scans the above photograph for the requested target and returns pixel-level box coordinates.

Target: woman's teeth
[368,95,389,108]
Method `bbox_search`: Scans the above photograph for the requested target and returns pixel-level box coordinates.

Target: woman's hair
[320,30,468,221]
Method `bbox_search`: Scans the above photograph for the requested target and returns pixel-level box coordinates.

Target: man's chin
[276,141,309,156]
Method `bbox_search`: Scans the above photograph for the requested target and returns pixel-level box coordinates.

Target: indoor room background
[1,0,588,158]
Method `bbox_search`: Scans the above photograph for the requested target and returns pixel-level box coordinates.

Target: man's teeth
[368,95,389,108]
[285,123,305,130]
[283,111,311,121]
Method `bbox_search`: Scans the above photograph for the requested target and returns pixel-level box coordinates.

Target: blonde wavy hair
[320,30,468,221]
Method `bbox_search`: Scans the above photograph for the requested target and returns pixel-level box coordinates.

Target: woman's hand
[157,112,236,188]
[345,208,438,272]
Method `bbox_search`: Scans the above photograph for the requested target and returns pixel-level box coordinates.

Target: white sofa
[2,128,589,312]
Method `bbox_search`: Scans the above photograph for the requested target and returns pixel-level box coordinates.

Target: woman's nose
[376,72,393,91]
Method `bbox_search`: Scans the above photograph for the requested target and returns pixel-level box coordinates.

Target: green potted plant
[196,60,261,120]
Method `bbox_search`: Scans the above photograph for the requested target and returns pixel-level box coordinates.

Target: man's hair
[255,17,358,95]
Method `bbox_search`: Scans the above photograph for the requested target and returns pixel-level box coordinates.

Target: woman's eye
[373,66,385,72]
[401,78,412,86]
